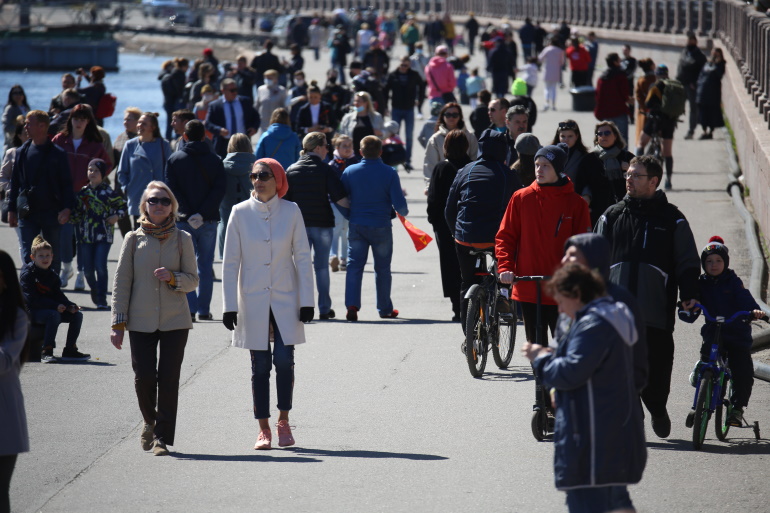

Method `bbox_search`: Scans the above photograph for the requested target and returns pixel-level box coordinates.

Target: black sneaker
[727,407,744,427]
[41,347,57,363]
[198,313,214,321]
[60,347,91,362]
[651,410,671,438]
[191,314,196,323]
[684,131,694,140]
[319,309,336,320]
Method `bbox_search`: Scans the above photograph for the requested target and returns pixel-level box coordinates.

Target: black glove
[299,307,314,323]
[223,311,238,331]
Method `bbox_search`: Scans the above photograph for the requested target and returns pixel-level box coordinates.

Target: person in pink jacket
[51,103,111,290]
[424,45,457,103]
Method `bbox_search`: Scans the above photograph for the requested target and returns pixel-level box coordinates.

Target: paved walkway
[6,35,770,513]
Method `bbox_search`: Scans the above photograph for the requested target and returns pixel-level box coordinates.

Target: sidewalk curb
[722,128,770,380]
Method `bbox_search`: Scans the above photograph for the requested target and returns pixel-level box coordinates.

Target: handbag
[1,189,9,223]
[428,68,457,105]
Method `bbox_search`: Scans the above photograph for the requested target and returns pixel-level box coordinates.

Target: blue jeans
[608,115,630,150]
[78,241,111,305]
[19,212,62,274]
[250,316,294,419]
[305,226,333,315]
[345,222,394,315]
[330,205,349,261]
[177,221,217,316]
[565,485,633,513]
[390,108,415,165]
[30,308,83,350]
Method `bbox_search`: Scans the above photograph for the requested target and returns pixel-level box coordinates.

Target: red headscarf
[255,158,289,198]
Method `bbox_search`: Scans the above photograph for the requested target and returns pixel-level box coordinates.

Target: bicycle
[678,303,767,450]
[644,113,663,161]
[511,275,555,441]
[463,248,517,378]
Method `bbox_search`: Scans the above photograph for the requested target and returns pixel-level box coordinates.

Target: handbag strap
[270,139,284,158]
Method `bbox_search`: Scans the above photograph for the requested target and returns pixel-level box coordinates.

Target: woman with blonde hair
[338,91,384,157]
[110,181,198,456]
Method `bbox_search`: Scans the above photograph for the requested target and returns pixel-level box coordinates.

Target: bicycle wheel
[492,300,516,369]
[714,376,732,441]
[464,287,488,378]
[692,370,713,450]
[646,136,661,160]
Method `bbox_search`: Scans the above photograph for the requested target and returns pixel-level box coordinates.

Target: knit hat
[88,158,108,178]
[430,100,444,116]
[511,78,528,97]
[383,120,399,138]
[435,45,448,56]
[534,143,569,176]
[255,158,289,198]
[514,133,540,156]
[701,235,729,270]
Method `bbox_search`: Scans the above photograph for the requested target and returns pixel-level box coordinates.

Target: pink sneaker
[276,420,295,447]
[254,428,272,450]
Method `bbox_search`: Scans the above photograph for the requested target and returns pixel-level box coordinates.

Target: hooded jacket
[534,297,647,490]
[445,131,522,245]
[594,190,701,331]
[565,233,648,392]
[698,268,760,346]
[496,177,591,305]
[221,151,257,215]
[424,56,457,98]
[165,140,226,222]
[254,123,302,173]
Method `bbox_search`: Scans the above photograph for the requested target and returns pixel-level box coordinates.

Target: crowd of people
[0,11,747,513]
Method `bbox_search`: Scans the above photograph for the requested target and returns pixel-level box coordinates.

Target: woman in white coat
[222,157,314,451]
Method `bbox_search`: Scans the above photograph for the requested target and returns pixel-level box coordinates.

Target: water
[0,52,173,147]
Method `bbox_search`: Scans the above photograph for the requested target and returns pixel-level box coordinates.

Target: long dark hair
[6,84,30,109]
[551,119,588,153]
[61,104,103,143]
[435,102,465,133]
[0,251,30,365]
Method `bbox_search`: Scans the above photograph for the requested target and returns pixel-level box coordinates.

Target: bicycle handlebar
[677,302,767,324]
[511,275,551,282]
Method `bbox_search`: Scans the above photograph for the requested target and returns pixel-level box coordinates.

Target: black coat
[295,101,337,144]
[384,69,425,111]
[250,51,284,87]
[20,261,75,311]
[284,154,347,228]
[165,140,226,222]
[161,68,187,105]
[676,44,707,86]
[696,61,725,129]
[8,140,74,216]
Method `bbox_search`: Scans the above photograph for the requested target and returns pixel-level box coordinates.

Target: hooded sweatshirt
[496,175,591,305]
[254,123,302,173]
[424,56,457,98]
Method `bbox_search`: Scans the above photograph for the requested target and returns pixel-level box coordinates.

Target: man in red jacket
[594,53,631,148]
[497,142,591,345]
[566,38,591,87]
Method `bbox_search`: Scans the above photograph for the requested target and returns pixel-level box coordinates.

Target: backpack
[96,93,117,119]
[381,143,407,167]
[659,79,686,121]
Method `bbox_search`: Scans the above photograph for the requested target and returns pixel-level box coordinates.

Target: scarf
[596,145,624,182]
[140,215,176,242]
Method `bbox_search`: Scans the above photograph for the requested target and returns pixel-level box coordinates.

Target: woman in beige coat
[423,102,478,188]
[222,157,313,451]
[110,181,198,456]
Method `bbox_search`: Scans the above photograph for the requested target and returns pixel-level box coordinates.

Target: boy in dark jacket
[20,236,88,362]
[689,236,764,427]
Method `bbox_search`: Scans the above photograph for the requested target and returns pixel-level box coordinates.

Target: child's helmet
[701,235,729,270]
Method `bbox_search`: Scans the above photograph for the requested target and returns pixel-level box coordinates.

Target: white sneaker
[74,271,85,291]
[59,263,73,288]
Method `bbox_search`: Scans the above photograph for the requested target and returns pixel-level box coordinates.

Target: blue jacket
[535,297,647,490]
[254,123,302,172]
[117,137,172,216]
[20,262,76,311]
[698,269,760,346]
[341,158,408,227]
[165,140,226,222]
[445,130,522,244]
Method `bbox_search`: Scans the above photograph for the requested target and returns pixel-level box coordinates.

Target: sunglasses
[596,130,613,137]
[147,197,172,206]
[11,91,23,95]
[224,87,238,92]
[558,122,578,130]
[443,112,460,119]
[250,171,274,181]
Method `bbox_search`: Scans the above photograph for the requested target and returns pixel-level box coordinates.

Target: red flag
[397,214,433,252]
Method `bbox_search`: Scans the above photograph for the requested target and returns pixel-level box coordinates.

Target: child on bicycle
[691,236,764,426]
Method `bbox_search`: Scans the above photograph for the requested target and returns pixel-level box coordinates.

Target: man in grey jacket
[595,155,700,439]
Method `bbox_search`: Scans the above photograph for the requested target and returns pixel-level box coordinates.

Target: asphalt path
[6,37,770,513]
